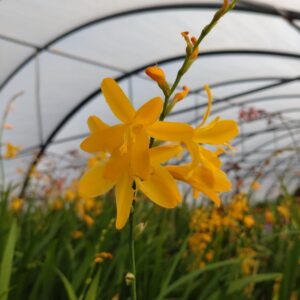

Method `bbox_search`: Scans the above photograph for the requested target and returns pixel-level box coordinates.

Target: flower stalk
[129,201,137,300]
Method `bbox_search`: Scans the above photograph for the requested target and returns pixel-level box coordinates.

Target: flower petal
[115,173,134,229]
[101,78,135,123]
[137,164,181,208]
[130,127,151,180]
[147,121,193,141]
[197,84,212,127]
[198,186,221,207]
[212,169,232,192]
[88,115,109,132]
[80,124,126,153]
[149,144,182,163]
[79,163,116,198]
[185,141,201,168]
[199,146,222,168]
[103,150,129,181]
[134,97,163,125]
[194,120,239,144]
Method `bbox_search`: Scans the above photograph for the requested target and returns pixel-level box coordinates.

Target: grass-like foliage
[0,190,299,300]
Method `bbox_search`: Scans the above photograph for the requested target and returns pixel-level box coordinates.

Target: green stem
[129,202,137,300]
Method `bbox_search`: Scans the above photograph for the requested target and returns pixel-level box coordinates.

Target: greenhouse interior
[0,0,300,299]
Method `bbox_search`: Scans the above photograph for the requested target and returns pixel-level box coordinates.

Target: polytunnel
[0,0,300,201]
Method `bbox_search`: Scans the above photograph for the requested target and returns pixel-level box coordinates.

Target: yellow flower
[265,209,275,224]
[84,197,96,211]
[205,250,214,262]
[251,181,260,191]
[52,199,63,211]
[277,205,290,222]
[80,144,183,229]
[83,214,94,227]
[64,189,76,202]
[4,143,21,158]
[10,198,23,213]
[94,252,113,264]
[72,230,83,239]
[244,215,255,229]
[166,85,238,206]
[79,78,192,229]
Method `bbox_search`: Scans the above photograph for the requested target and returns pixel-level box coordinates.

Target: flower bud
[125,272,135,286]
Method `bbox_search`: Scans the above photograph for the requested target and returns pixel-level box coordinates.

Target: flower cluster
[189,193,256,268]
[79,74,238,229]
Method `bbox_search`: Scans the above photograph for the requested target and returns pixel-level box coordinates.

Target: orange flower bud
[173,86,189,103]
[145,66,166,86]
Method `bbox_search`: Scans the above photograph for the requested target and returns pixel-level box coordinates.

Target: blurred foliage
[0,188,299,300]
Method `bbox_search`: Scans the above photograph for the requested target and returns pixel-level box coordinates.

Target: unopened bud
[145,65,170,95]
[125,272,135,286]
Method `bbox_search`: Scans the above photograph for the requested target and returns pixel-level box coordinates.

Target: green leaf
[158,238,188,296]
[279,239,300,300]
[156,259,240,299]
[227,273,281,295]
[54,267,78,300]
[85,269,101,300]
[0,219,18,300]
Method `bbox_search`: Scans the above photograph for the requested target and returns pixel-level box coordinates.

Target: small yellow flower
[83,214,94,227]
[265,210,275,224]
[64,189,76,202]
[251,181,260,191]
[72,230,84,239]
[277,205,290,222]
[52,199,63,211]
[4,143,21,158]
[205,250,214,262]
[244,215,255,229]
[94,252,113,264]
[84,197,96,211]
[10,198,23,213]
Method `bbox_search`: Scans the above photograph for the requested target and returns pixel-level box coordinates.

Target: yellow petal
[88,115,109,132]
[134,97,163,125]
[199,186,221,207]
[115,173,134,229]
[167,164,221,206]
[149,144,182,163]
[197,84,212,127]
[137,164,181,207]
[213,169,231,192]
[194,120,239,144]
[166,164,191,181]
[79,163,116,198]
[199,146,222,168]
[101,78,135,123]
[130,127,151,180]
[185,141,201,168]
[147,121,193,141]
[103,150,129,181]
[80,124,126,153]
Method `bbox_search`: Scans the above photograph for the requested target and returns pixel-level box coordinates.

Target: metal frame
[0,2,299,195]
